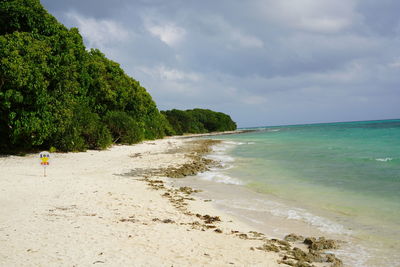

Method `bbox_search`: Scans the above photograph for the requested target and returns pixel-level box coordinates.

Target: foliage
[0,31,54,150]
[103,111,144,144]
[0,0,237,153]
[0,0,65,36]
[53,105,113,151]
[0,0,168,152]
[161,109,237,135]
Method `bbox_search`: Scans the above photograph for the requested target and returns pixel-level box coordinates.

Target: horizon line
[239,117,400,129]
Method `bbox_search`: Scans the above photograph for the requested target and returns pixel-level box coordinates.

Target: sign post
[39,151,50,177]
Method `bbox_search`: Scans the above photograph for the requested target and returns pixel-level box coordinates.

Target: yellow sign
[39,151,50,177]
[40,151,50,166]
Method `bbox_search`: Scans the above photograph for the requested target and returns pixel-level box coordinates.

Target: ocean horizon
[239,117,400,129]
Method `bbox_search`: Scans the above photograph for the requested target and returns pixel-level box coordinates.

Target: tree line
[0,0,236,153]
[161,109,236,135]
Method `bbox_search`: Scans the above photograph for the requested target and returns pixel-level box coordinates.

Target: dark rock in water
[254,235,342,267]
[161,156,217,178]
[284,233,305,242]
[308,250,325,263]
[291,247,312,262]
[123,139,222,179]
[326,254,343,267]
[304,237,339,250]
[276,239,291,248]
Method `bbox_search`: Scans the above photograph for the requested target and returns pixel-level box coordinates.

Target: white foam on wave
[207,140,244,168]
[333,243,370,267]
[375,157,393,162]
[211,140,254,153]
[206,145,235,169]
[222,198,351,235]
[205,154,235,163]
[275,208,352,235]
[223,140,246,145]
[196,140,246,185]
[198,171,244,185]
[264,199,351,235]
[211,144,232,152]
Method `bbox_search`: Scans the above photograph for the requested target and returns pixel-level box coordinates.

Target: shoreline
[0,137,342,266]
[174,129,256,138]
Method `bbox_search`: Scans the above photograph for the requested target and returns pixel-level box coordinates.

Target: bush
[54,105,112,151]
[103,111,144,144]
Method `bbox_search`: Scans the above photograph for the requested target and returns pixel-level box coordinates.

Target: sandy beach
[0,137,341,267]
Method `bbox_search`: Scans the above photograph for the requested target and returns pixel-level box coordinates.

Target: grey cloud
[41,0,400,127]
[355,0,400,36]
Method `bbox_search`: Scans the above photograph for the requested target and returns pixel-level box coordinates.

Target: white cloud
[66,12,131,48]
[138,65,201,82]
[231,30,264,48]
[257,0,359,33]
[202,15,264,48]
[146,23,186,47]
[242,95,267,105]
[298,16,351,33]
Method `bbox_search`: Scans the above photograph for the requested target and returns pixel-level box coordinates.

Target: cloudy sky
[41,0,400,127]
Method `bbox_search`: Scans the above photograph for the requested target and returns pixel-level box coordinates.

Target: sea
[174,119,400,267]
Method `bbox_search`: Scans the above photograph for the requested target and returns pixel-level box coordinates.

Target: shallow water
[179,119,400,267]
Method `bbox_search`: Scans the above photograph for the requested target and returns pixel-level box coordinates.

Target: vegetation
[161,109,237,135]
[0,0,236,153]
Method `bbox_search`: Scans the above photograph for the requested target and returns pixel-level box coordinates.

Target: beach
[0,136,341,267]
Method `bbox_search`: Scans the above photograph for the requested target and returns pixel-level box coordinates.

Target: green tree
[103,111,144,144]
[0,32,53,149]
[162,108,236,135]
[0,0,65,36]
[0,0,235,153]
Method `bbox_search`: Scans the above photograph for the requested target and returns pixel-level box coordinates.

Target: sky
[41,0,400,127]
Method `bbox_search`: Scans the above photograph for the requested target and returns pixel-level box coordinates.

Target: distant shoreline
[174,129,256,138]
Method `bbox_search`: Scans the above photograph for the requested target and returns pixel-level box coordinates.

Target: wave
[198,171,244,185]
[375,157,393,162]
[205,154,235,163]
[197,140,245,185]
[205,154,234,169]
[206,142,236,169]
[215,140,255,147]
[210,141,238,153]
[276,208,351,235]
[224,198,351,235]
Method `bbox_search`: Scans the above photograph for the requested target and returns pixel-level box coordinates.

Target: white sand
[0,138,281,267]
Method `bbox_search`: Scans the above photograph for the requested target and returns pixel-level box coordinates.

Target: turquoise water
[207,119,400,266]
